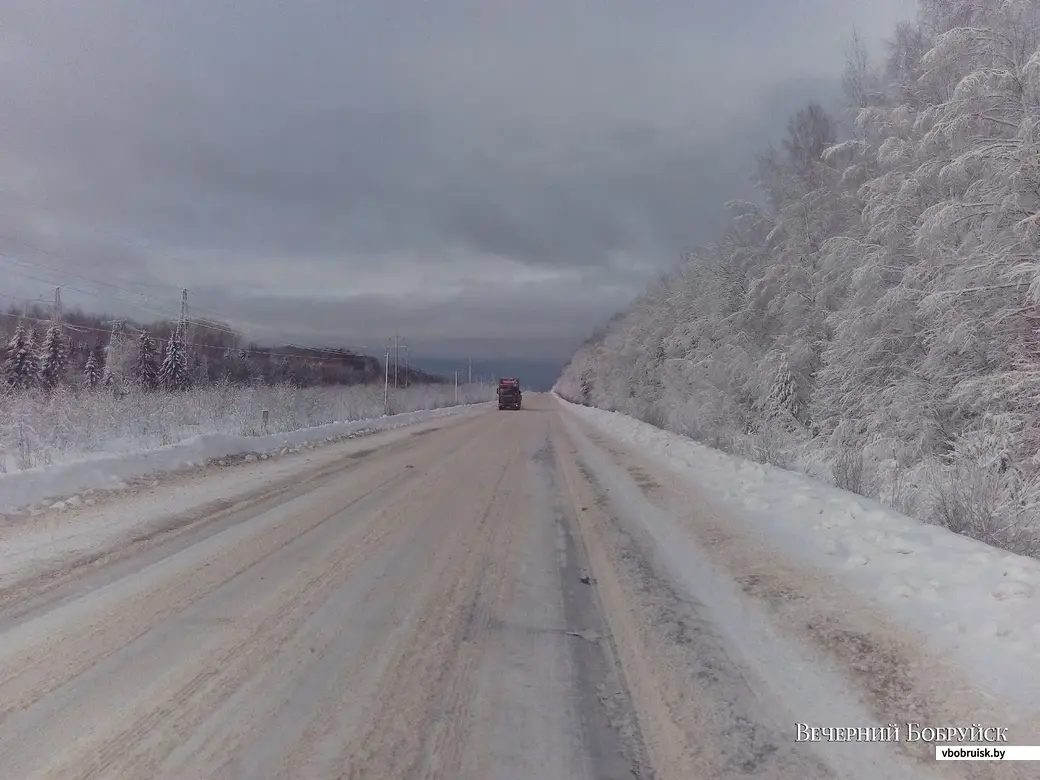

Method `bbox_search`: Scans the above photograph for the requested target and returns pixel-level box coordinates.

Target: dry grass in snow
[0,381,492,473]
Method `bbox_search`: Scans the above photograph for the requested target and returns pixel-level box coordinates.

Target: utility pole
[394,332,399,389]
[454,370,458,403]
[101,318,126,388]
[403,344,409,388]
[468,358,472,384]
[178,288,189,344]
[384,345,390,413]
[51,287,62,324]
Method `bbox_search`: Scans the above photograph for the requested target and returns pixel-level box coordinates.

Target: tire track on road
[334,432,523,779]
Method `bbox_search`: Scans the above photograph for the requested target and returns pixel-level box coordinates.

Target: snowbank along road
[0,394,1029,779]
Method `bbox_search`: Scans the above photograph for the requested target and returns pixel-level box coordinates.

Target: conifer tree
[159,336,189,391]
[84,349,103,389]
[135,332,160,390]
[38,323,67,390]
[4,324,40,392]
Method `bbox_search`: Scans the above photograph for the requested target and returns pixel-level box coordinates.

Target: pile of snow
[557,394,1040,713]
[0,403,489,515]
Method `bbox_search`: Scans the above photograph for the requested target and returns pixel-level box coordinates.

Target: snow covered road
[0,395,1028,778]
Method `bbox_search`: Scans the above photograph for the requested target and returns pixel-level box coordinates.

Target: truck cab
[497,377,522,410]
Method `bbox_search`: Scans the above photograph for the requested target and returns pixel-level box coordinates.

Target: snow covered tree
[4,324,40,392]
[554,0,1040,554]
[84,349,102,389]
[25,326,39,370]
[158,336,190,391]
[780,101,837,189]
[277,356,297,387]
[769,355,801,421]
[134,332,159,390]
[38,323,67,390]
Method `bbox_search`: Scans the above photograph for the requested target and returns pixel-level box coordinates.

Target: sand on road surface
[0,395,976,779]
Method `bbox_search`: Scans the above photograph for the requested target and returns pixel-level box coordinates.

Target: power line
[0,234,446,374]
[0,245,378,351]
[0,188,243,301]
[0,228,255,322]
[0,309,378,366]
[0,260,378,356]
[0,244,248,329]
[0,194,400,357]
[2,303,451,378]
[1,290,465,382]
[0,250,187,316]
[0,225,471,385]
[0,257,244,338]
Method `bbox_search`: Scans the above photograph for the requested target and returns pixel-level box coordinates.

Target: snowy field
[0,382,491,513]
[556,393,1040,717]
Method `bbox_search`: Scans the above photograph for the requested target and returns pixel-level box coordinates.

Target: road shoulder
[557,405,1038,780]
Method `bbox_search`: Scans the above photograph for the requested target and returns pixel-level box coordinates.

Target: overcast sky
[0,0,916,363]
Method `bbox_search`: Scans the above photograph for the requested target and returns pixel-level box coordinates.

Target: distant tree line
[1,304,448,395]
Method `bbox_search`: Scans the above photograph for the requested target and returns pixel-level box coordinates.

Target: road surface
[0,395,972,779]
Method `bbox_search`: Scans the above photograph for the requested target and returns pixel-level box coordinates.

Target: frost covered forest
[0,302,487,473]
[556,0,1040,556]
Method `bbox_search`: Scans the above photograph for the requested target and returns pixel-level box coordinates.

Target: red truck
[497,377,522,410]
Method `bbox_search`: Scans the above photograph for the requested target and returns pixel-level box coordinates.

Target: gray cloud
[0,0,916,362]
